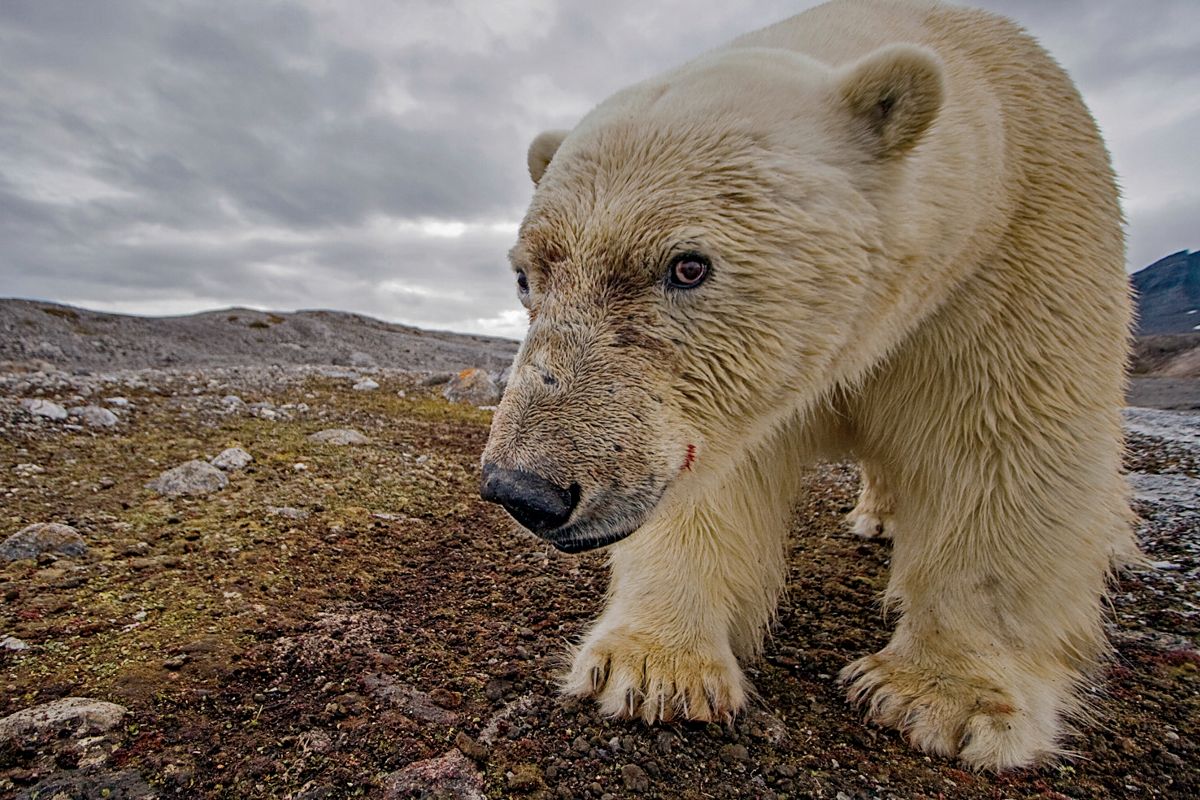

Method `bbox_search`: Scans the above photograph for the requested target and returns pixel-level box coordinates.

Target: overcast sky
[2,1,1197,340]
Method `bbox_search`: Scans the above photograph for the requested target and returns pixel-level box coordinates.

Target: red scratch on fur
[682,444,696,472]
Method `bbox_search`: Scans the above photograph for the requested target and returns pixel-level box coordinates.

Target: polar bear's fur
[482,0,1133,771]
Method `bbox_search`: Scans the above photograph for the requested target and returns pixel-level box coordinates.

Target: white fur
[487,0,1134,772]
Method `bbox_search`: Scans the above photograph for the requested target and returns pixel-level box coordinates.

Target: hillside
[0,299,518,374]
[1132,250,1200,336]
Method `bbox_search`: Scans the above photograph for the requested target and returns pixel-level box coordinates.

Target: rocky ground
[0,299,519,374]
[0,362,1197,800]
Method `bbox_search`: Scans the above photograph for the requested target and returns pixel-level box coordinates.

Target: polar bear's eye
[667,254,710,290]
[516,270,530,295]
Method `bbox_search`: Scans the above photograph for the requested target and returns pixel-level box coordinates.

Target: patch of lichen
[0,375,491,712]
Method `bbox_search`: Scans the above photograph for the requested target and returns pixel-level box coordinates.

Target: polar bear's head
[481,44,943,552]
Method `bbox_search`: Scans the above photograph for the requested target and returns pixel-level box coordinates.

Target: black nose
[480,463,578,533]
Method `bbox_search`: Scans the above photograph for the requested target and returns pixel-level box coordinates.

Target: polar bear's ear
[527,129,570,185]
[836,44,944,158]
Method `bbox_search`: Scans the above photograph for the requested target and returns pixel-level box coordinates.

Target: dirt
[1,371,1197,799]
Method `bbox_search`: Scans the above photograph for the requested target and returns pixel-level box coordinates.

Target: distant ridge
[0,299,519,373]
[1132,250,1200,336]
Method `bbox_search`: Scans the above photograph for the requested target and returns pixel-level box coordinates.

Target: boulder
[20,398,68,420]
[211,447,253,471]
[308,428,369,445]
[0,522,87,561]
[146,460,229,497]
[442,368,500,406]
[68,405,119,428]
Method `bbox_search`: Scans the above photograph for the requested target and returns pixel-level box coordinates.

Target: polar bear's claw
[840,651,1061,771]
[564,628,747,725]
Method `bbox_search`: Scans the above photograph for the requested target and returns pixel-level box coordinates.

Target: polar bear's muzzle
[479,461,666,553]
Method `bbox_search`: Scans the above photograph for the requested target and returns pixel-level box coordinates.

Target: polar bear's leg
[563,423,813,723]
[841,413,1127,770]
[846,462,897,539]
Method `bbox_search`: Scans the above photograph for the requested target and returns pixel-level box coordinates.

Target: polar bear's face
[481,45,943,552]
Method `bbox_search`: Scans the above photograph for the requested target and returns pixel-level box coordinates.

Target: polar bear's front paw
[840,651,1058,771]
[563,628,747,724]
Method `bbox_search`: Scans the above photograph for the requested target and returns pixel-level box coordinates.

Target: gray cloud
[1,0,1196,340]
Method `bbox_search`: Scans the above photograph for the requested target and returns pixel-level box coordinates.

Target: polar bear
[480,0,1133,771]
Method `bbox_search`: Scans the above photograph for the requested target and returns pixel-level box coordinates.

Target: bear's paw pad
[563,630,747,724]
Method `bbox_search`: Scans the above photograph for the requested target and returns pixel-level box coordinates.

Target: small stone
[442,368,501,406]
[654,731,676,755]
[1,636,29,651]
[507,763,544,792]
[720,743,750,763]
[210,447,253,471]
[163,654,188,671]
[220,395,247,413]
[267,505,310,520]
[430,687,463,709]
[455,731,488,762]
[621,764,650,792]
[308,428,369,445]
[298,729,333,754]
[20,398,68,420]
[352,378,380,391]
[14,463,44,476]
[420,372,454,386]
[145,460,228,497]
[294,462,308,471]
[1,522,87,561]
[416,454,430,465]
[484,678,513,701]
[68,405,119,428]
[104,397,130,407]
[0,697,128,747]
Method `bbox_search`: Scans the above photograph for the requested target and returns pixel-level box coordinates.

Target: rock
[104,396,130,407]
[720,743,750,763]
[13,463,44,477]
[145,460,229,496]
[248,401,278,420]
[361,673,459,725]
[1,635,29,651]
[420,372,454,386]
[507,763,544,792]
[383,749,485,800]
[267,505,310,520]
[220,394,247,413]
[621,764,651,792]
[20,398,68,420]
[210,447,253,471]
[454,731,488,762]
[15,769,155,800]
[298,728,333,754]
[442,368,501,406]
[0,697,128,747]
[68,405,119,428]
[308,428,369,445]
[1,522,87,561]
[352,378,380,391]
